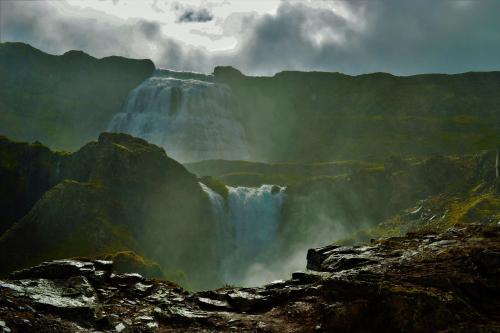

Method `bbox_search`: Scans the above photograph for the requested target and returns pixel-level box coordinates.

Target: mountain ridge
[2,42,500,162]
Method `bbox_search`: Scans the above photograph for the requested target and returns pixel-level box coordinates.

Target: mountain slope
[0,133,219,289]
[0,42,155,151]
[215,66,500,162]
[1,43,499,163]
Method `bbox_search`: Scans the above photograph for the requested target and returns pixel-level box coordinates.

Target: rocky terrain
[0,223,498,332]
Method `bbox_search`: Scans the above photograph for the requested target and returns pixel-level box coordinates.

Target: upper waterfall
[107,69,249,163]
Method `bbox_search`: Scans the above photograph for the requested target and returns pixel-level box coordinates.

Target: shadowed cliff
[0,133,219,289]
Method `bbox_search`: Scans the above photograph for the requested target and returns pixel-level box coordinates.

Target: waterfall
[198,182,230,247]
[108,69,249,163]
[199,183,287,286]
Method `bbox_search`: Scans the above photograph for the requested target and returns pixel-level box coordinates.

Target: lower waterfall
[199,183,287,286]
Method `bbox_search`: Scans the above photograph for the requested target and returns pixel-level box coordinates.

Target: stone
[115,323,125,332]
[0,224,498,331]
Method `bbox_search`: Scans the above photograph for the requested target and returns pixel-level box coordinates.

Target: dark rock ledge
[0,223,499,332]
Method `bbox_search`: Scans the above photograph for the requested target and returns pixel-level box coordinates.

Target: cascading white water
[108,69,249,163]
[199,183,287,286]
[198,182,231,249]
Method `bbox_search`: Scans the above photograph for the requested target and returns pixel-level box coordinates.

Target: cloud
[215,0,500,75]
[178,8,213,23]
[2,0,500,75]
[0,0,212,71]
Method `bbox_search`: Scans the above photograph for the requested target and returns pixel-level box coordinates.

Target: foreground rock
[0,223,499,332]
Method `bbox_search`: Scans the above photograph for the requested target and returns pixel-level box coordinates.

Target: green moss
[103,251,165,279]
[199,176,229,200]
[339,190,500,245]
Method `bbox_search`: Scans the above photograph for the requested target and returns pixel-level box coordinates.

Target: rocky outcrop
[0,223,498,332]
[0,133,219,289]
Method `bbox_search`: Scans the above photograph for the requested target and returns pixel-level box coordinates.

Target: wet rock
[95,315,114,330]
[197,297,232,311]
[226,290,269,312]
[0,276,97,321]
[0,320,12,333]
[115,322,126,332]
[0,225,499,332]
[291,271,329,284]
[111,273,144,285]
[133,282,153,293]
[307,245,380,272]
[154,306,208,325]
[10,260,97,280]
[306,245,341,271]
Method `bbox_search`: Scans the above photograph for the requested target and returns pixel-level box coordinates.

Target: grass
[338,190,500,246]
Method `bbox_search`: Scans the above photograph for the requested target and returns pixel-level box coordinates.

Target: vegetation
[199,176,229,200]
[0,42,155,151]
[186,159,382,186]
[0,133,221,290]
[215,66,500,162]
[335,151,500,245]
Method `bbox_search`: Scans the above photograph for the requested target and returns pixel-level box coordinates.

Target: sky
[1,0,500,75]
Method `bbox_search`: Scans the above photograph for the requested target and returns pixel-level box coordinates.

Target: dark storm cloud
[178,8,214,23]
[220,0,500,75]
[139,21,161,40]
[215,2,357,73]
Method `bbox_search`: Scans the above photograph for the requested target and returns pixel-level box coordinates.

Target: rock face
[0,223,498,332]
[0,133,219,289]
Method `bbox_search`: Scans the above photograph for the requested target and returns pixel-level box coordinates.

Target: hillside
[0,42,155,151]
[0,133,219,289]
[215,66,500,162]
[1,43,499,163]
